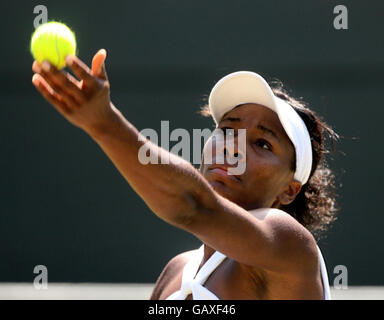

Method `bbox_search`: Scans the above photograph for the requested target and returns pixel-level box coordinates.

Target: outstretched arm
[32,50,217,226]
[31,50,318,274]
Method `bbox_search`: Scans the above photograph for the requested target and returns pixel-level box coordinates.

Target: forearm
[86,102,213,225]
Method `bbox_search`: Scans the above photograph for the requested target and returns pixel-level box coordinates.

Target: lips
[207,166,241,181]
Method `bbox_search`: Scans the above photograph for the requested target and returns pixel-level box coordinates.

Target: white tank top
[166,244,331,300]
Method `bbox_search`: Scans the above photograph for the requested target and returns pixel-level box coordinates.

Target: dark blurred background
[0,1,383,285]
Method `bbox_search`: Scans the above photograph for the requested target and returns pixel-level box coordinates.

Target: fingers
[31,51,109,115]
[32,74,72,115]
[65,55,99,88]
[32,60,87,107]
[91,49,108,81]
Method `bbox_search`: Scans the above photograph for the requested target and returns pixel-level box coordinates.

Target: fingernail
[42,60,50,72]
[32,74,39,85]
[33,63,41,73]
[65,55,73,66]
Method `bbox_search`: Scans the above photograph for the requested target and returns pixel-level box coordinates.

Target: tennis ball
[30,21,76,70]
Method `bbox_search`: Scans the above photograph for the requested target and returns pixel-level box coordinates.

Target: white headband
[208,71,313,185]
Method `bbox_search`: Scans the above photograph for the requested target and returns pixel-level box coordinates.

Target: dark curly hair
[199,81,340,240]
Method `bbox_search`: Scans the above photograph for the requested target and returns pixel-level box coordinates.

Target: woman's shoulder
[150,247,199,299]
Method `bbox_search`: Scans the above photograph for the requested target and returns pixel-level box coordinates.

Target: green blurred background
[0,1,383,286]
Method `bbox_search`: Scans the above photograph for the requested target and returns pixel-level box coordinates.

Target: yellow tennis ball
[30,21,76,70]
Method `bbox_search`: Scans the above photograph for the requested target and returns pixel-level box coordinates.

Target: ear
[276,180,303,206]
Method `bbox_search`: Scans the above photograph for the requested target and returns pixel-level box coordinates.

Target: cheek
[200,136,214,174]
[244,152,289,186]
[201,134,223,167]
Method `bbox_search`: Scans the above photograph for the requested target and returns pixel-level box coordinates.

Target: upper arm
[179,192,318,275]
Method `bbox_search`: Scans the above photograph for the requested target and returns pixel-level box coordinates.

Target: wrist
[84,102,122,140]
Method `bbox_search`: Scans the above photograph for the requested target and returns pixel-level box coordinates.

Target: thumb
[91,49,108,81]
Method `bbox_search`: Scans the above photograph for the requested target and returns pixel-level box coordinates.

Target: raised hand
[32,49,116,135]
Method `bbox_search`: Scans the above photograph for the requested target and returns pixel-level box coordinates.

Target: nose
[223,145,243,161]
[217,134,245,165]
[201,128,246,168]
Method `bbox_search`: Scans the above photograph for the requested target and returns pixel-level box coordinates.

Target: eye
[254,139,272,151]
[220,127,235,137]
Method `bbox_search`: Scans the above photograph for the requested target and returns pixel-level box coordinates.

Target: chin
[208,180,238,201]
[209,180,226,191]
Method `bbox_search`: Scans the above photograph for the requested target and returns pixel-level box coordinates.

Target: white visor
[208,71,312,185]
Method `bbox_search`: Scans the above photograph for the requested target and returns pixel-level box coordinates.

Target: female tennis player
[31,49,339,300]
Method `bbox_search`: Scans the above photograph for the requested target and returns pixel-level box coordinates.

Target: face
[200,103,301,210]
